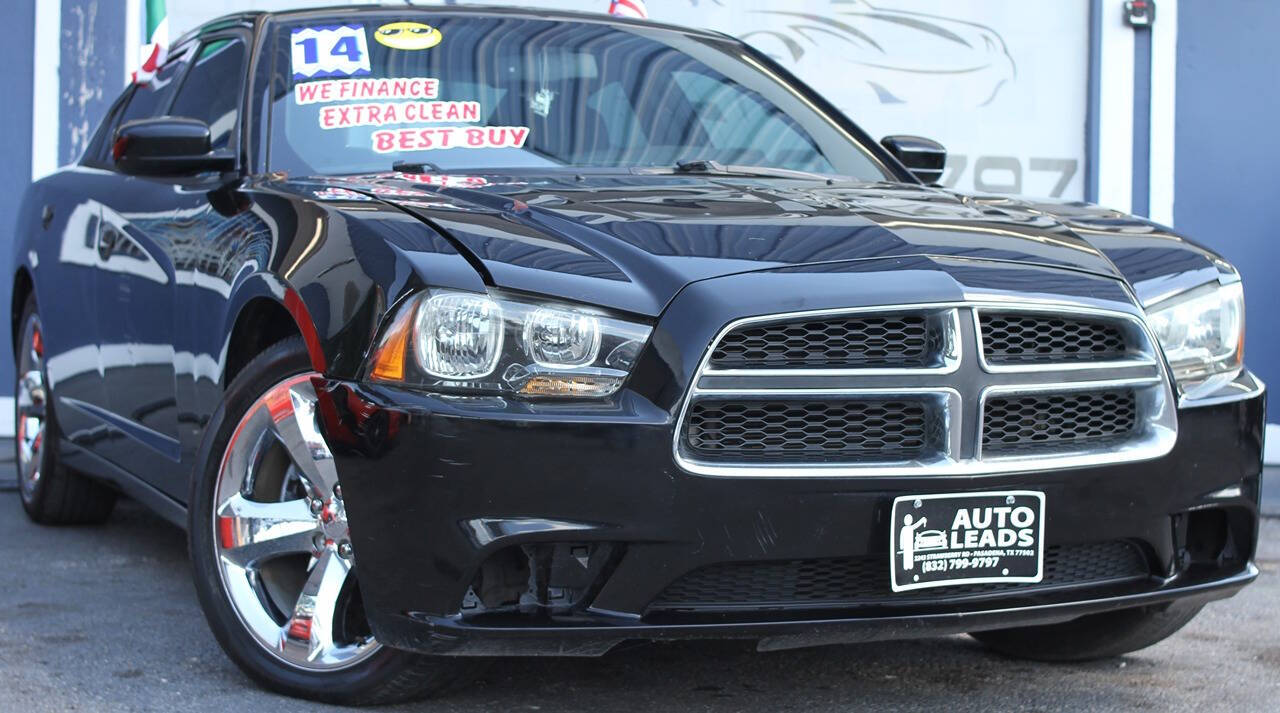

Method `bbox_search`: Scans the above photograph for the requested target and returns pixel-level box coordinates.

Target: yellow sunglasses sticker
[374,22,443,51]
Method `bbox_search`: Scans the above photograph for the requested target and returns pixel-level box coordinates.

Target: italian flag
[133,0,169,83]
[608,0,648,20]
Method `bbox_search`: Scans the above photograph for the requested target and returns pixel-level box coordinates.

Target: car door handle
[98,228,118,261]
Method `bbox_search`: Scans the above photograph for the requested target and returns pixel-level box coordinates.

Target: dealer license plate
[890,491,1045,592]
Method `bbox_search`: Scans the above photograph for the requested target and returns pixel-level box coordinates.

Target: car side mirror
[881,135,946,185]
[112,117,235,177]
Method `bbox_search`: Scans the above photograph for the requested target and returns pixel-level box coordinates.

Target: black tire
[187,336,469,706]
[14,294,116,525]
[970,601,1203,662]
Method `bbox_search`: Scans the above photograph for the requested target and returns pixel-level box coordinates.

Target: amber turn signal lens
[516,374,623,397]
[369,306,415,382]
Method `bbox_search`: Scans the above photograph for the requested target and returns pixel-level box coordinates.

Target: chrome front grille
[981,388,1139,455]
[979,312,1131,365]
[709,314,940,369]
[675,302,1177,477]
[684,396,942,463]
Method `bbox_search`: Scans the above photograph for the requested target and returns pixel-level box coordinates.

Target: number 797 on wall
[291,25,372,80]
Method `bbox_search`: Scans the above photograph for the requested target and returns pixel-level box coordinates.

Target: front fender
[243,180,488,381]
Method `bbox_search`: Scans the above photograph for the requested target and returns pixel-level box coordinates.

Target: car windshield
[267,13,891,179]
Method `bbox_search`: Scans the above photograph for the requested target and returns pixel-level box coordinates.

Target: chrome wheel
[16,315,46,499]
[213,374,380,671]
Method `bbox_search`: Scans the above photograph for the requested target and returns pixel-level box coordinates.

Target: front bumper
[369,564,1259,656]
[320,377,1265,656]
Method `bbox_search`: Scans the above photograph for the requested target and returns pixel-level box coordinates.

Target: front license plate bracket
[890,491,1045,593]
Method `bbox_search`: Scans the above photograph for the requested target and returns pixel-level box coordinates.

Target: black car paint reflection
[14,134,1244,513]
[8,7,1260,663]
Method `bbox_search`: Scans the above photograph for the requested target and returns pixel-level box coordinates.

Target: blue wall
[60,0,126,165]
[1175,0,1280,392]
[0,0,123,396]
[0,1,124,404]
[0,0,34,392]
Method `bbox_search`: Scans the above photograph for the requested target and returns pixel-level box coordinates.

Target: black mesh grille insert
[710,314,937,369]
[684,398,940,463]
[981,313,1130,364]
[983,390,1139,455]
[650,541,1147,610]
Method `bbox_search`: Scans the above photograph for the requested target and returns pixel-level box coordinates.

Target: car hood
[312,172,1144,316]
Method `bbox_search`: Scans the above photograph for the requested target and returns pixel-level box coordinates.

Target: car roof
[178,4,733,46]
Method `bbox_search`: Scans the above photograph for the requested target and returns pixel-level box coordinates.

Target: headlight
[523,308,601,367]
[416,293,504,379]
[1145,280,1244,397]
[367,291,652,398]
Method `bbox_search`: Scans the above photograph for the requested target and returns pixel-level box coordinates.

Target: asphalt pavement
[0,466,1276,712]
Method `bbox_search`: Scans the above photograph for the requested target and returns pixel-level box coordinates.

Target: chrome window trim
[673,301,1179,478]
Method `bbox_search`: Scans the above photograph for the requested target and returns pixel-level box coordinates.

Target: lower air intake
[650,540,1148,611]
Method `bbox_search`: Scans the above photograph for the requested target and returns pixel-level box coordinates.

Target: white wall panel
[1149,0,1178,226]
[169,0,383,40]
[1097,0,1135,214]
[125,0,142,83]
[31,0,61,180]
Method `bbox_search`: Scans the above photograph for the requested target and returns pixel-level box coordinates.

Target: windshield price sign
[291,25,372,79]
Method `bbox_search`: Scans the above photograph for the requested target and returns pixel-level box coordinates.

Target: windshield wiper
[391,160,442,174]
[664,159,831,181]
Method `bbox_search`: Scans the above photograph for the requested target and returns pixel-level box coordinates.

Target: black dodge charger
[10,6,1264,706]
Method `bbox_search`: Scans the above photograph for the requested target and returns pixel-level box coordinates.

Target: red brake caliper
[23,326,45,456]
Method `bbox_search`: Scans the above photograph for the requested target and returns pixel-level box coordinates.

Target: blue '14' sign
[291,25,372,80]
